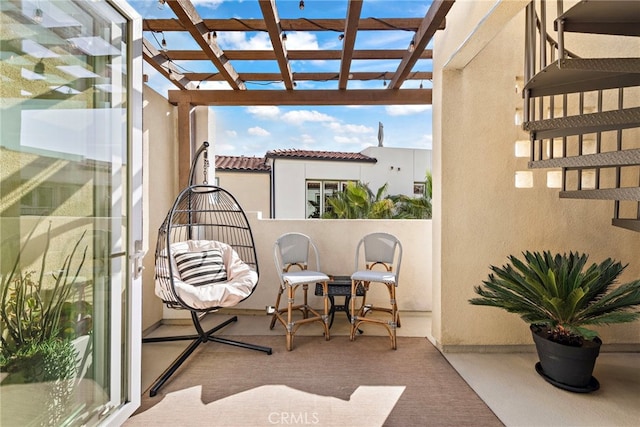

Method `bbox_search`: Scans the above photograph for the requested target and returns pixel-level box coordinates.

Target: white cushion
[155,240,257,309]
[281,270,329,286]
[351,270,397,285]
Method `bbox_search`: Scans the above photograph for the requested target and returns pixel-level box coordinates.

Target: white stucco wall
[273,147,431,219]
[361,146,432,196]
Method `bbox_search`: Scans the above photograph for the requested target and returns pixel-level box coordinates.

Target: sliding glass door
[0,1,142,425]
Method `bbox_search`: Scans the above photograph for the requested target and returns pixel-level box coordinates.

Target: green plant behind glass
[0,222,88,365]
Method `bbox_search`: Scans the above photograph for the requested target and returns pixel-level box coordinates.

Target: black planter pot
[530,325,601,393]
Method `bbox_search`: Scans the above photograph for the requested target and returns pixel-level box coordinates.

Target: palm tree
[323,181,393,219]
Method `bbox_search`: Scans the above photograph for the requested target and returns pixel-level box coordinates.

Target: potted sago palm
[469,250,640,392]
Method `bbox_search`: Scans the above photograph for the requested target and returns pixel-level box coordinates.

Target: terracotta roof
[215,156,270,172]
[265,149,377,163]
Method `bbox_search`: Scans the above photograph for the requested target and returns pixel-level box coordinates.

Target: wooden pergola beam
[168,89,432,106]
[144,18,442,33]
[339,0,363,90]
[259,0,294,90]
[165,49,433,61]
[142,38,193,90]
[167,0,245,90]
[185,71,433,82]
[389,0,454,89]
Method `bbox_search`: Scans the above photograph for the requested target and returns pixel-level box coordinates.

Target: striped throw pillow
[174,249,228,287]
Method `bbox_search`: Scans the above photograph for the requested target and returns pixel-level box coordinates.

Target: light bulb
[282,32,287,41]
[299,1,305,10]
[338,34,344,41]
[33,8,44,23]
[161,35,167,51]
[158,0,165,10]
[409,39,415,52]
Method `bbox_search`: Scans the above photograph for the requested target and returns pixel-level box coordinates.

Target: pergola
[141,0,455,182]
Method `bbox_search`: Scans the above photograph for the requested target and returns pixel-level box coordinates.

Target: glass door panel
[0,1,141,425]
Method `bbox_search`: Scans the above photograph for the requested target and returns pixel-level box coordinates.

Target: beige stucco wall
[241,216,432,313]
[433,0,640,349]
[216,171,271,218]
[141,85,179,332]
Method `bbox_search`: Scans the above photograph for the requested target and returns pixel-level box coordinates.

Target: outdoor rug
[126,335,502,427]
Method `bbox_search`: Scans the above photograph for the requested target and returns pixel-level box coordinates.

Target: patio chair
[144,142,272,397]
[270,232,330,350]
[349,232,403,349]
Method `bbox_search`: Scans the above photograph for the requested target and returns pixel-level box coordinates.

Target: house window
[306,180,350,218]
[413,183,425,197]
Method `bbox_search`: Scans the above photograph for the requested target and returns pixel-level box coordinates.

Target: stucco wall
[141,85,178,331]
[242,216,432,313]
[153,216,432,321]
[216,171,271,218]
[433,0,640,349]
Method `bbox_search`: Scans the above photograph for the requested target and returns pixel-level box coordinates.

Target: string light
[419,80,423,89]
[383,79,387,87]
[299,0,305,10]
[338,33,344,41]
[33,8,44,23]
[157,0,165,10]
[282,32,287,41]
[161,32,167,51]
[409,39,415,52]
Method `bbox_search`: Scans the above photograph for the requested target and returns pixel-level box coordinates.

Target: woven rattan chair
[349,232,403,349]
[270,232,330,350]
[143,142,271,397]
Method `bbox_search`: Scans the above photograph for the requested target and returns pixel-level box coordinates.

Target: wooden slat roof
[143,0,455,106]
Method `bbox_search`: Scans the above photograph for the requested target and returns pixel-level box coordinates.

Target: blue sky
[130,0,433,157]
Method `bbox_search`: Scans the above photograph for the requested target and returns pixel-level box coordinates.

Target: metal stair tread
[524,59,640,97]
[612,219,640,232]
[528,149,640,169]
[523,107,640,139]
[560,188,640,201]
[554,0,640,37]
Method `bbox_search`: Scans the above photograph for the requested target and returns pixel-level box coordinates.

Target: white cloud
[246,106,281,119]
[281,110,335,124]
[284,32,319,50]
[198,80,232,90]
[326,122,373,134]
[220,31,272,50]
[385,105,432,116]
[191,0,224,8]
[334,135,364,144]
[214,141,236,154]
[248,126,270,137]
[225,130,237,137]
[299,134,315,144]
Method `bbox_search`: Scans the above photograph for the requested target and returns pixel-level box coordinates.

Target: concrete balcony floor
[140,311,640,426]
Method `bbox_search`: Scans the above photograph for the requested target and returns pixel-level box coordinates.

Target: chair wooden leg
[349,279,358,341]
[389,284,398,350]
[322,281,330,341]
[269,286,284,329]
[286,284,295,351]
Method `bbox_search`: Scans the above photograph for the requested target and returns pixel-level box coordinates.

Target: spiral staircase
[522,0,640,232]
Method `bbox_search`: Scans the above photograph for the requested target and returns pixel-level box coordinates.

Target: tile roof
[265,149,377,163]
[215,155,270,172]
